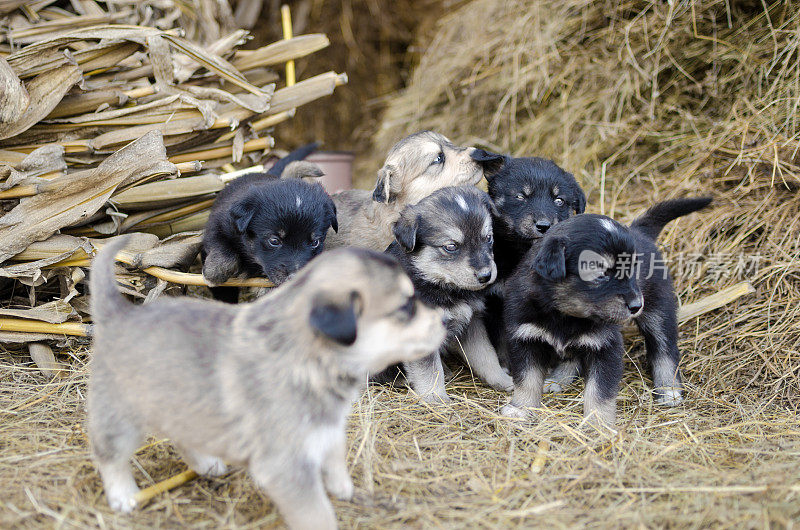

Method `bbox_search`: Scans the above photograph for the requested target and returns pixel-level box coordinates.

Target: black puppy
[202,145,337,303]
[468,152,586,373]
[500,198,712,427]
[475,152,587,281]
[378,185,508,402]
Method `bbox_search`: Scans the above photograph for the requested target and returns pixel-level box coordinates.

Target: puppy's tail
[90,236,133,320]
[631,197,712,241]
[267,142,319,177]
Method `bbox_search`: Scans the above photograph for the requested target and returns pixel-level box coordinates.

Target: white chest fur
[511,323,607,357]
[442,302,475,329]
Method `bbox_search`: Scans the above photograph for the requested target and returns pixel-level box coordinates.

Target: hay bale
[373,0,800,404]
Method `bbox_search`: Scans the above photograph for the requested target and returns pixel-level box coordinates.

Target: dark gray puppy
[88,237,445,529]
[380,186,512,403]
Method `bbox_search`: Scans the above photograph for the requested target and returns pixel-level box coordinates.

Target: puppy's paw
[500,403,532,420]
[654,387,683,406]
[179,447,228,477]
[106,483,139,513]
[324,472,354,501]
[485,372,514,392]
[202,253,238,286]
[419,391,452,405]
[195,456,228,477]
[543,378,565,393]
[580,416,618,436]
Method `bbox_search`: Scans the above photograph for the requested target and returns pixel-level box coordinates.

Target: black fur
[201,147,337,303]
[503,197,711,418]
[309,291,359,345]
[478,153,587,359]
[631,197,713,241]
[482,154,586,281]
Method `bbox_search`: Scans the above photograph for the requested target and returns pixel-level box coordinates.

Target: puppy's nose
[627,298,643,315]
[476,269,493,284]
[535,220,551,233]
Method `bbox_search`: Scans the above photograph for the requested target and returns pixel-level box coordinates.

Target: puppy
[500,198,712,426]
[379,186,512,402]
[202,144,337,303]
[473,153,586,378]
[88,237,445,529]
[326,131,504,252]
[483,154,586,281]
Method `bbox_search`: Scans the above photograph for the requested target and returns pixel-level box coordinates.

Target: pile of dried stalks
[0,0,345,350]
[375,0,800,404]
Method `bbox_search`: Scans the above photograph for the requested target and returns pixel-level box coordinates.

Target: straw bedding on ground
[2,0,800,527]
[2,350,799,527]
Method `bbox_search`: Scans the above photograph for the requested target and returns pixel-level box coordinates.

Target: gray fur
[326,131,489,252]
[88,237,445,528]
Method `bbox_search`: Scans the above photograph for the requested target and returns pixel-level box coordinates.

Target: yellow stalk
[281,5,296,87]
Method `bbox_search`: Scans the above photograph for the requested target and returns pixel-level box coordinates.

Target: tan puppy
[326,131,503,251]
[87,237,445,529]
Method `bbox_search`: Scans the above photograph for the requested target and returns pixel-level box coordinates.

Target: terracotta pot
[262,150,354,193]
[305,151,354,193]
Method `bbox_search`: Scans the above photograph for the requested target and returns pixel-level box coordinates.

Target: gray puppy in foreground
[87,237,445,529]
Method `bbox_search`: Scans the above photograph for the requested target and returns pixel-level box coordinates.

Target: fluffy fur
[325,131,504,252]
[201,146,337,303]
[379,186,512,403]
[88,237,446,529]
[500,198,712,427]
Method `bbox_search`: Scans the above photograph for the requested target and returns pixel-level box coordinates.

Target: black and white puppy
[380,185,510,402]
[202,145,337,303]
[501,198,712,427]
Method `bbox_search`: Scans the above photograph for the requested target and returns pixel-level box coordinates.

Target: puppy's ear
[309,291,360,345]
[392,212,419,252]
[325,195,339,233]
[230,197,256,234]
[574,185,587,214]
[481,193,500,217]
[372,165,396,203]
[470,149,506,179]
[534,236,567,281]
[282,161,324,181]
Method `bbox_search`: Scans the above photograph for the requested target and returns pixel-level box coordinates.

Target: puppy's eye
[267,236,282,248]
[485,233,493,244]
[515,193,525,201]
[554,197,565,206]
[310,238,321,249]
[431,152,444,165]
[442,243,459,253]
[397,297,416,319]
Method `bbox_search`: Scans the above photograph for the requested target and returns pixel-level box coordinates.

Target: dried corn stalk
[0,1,345,345]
